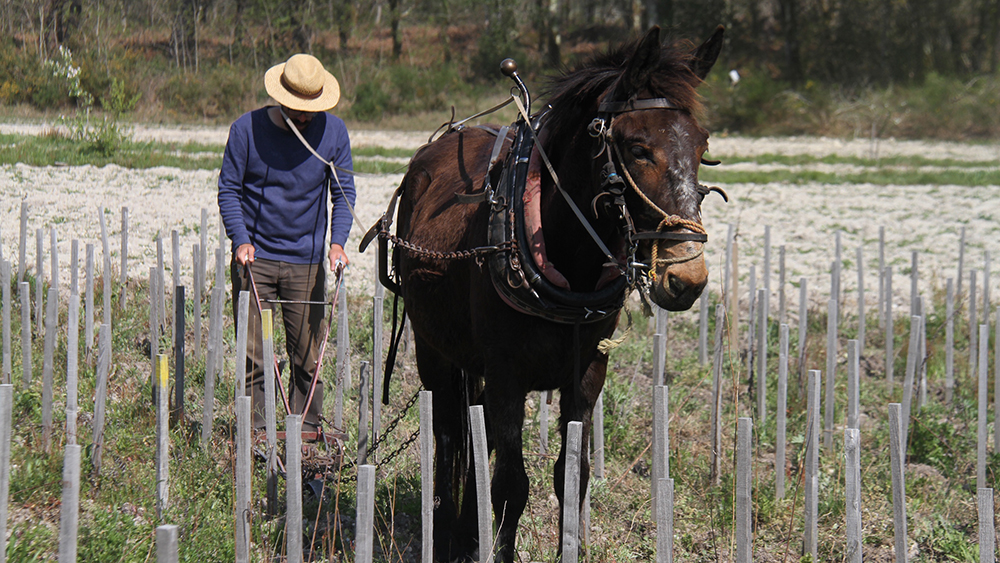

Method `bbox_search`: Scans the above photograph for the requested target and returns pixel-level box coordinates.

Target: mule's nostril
[668,274,687,296]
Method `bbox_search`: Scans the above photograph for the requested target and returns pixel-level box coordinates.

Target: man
[218,53,355,433]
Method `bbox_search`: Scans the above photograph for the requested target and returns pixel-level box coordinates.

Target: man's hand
[235,243,255,265]
[330,243,349,273]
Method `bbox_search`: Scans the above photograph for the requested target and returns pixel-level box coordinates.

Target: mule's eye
[629,145,652,161]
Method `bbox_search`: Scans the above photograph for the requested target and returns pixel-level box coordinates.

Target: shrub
[0,39,79,108]
[701,67,793,135]
[44,45,93,107]
[895,72,1000,139]
[907,414,968,479]
[349,64,474,122]
[102,77,142,116]
[391,64,470,113]
[470,6,523,82]
[75,46,143,115]
[352,78,394,121]
[157,64,256,120]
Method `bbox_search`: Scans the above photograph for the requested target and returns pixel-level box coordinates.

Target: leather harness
[361,97,723,325]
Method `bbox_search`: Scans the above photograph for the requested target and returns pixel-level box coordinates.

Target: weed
[102,78,142,117]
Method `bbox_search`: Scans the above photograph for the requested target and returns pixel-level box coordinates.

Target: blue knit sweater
[218,107,356,264]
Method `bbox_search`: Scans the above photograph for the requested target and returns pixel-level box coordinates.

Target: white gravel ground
[2,121,999,319]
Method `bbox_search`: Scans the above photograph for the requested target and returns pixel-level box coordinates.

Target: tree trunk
[643,0,657,29]
[991,0,999,73]
[389,0,401,60]
[778,0,802,83]
[194,3,200,73]
[39,4,46,60]
[335,0,352,50]
[546,0,560,67]
[659,0,673,30]
[439,0,451,63]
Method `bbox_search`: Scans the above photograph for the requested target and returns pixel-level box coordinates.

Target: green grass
[0,132,411,175]
[707,152,1000,169]
[0,132,223,170]
[351,147,419,159]
[701,167,1000,187]
[4,259,995,561]
[9,130,1000,187]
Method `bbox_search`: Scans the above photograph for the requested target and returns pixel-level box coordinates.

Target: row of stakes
[0,204,999,560]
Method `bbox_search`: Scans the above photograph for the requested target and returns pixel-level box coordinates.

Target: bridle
[584,97,724,284]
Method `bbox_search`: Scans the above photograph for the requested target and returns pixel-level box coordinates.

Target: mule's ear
[689,25,725,81]
[621,26,663,93]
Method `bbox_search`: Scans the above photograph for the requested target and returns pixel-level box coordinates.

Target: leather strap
[597,98,684,114]
[489,125,512,168]
[513,97,619,267]
[632,231,709,242]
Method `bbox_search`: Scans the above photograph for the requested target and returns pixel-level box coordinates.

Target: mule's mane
[541,37,703,133]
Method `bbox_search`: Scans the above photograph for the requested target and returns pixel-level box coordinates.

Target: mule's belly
[405,267,616,392]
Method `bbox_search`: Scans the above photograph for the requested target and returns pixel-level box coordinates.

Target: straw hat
[264,54,341,112]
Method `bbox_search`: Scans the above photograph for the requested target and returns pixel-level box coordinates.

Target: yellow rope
[598,309,633,353]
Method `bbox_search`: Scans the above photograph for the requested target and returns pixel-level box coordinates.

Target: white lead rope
[279,107,364,229]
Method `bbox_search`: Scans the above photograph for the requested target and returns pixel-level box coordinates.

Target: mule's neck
[537,121,622,292]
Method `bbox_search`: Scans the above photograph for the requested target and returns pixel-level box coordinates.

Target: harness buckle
[508,253,528,288]
[587,117,607,138]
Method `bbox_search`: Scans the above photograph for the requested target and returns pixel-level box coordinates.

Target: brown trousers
[232,258,328,430]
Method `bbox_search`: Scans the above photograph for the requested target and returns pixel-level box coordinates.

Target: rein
[244,261,343,425]
[511,96,621,269]
[279,107,363,229]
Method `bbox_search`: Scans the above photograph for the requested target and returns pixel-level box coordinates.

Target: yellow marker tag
[157,354,168,388]
[261,309,273,340]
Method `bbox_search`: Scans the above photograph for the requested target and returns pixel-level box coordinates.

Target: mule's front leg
[553,353,607,558]
[485,386,528,563]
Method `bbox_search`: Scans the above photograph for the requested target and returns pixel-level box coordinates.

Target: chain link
[380,229,511,261]
[333,389,422,483]
[373,427,422,471]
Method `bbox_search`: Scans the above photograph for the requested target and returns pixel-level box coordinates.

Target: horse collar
[486,119,629,325]
[484,97,712,322]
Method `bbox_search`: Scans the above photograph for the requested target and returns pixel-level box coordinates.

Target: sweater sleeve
[328,125,356,248]
[218,120,252,251]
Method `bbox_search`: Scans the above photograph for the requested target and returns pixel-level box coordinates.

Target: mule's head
[596,26,724,311]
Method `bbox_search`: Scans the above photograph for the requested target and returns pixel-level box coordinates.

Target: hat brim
[264,63,341,112]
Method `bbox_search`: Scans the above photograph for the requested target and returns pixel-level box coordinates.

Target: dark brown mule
[392,26,723,562]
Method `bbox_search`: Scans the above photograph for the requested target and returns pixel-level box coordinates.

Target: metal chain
[380,229,511,262]
[370,389,421,457]
[373,427,422,471]
[334,389,422,483]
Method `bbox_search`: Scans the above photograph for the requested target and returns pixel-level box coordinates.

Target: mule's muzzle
[650,255,708,311]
